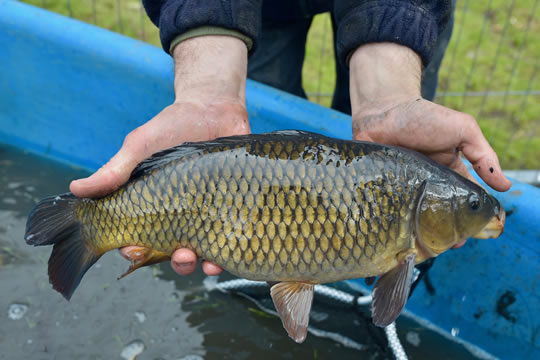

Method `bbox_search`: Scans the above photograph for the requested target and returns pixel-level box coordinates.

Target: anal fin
[371,251,416,327]
[270,282,314,343]
[118,247,170,280]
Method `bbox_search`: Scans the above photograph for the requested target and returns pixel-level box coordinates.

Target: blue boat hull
[1,1,539,358]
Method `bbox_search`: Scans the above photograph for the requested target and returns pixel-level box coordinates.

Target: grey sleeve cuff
[169,26,254,54]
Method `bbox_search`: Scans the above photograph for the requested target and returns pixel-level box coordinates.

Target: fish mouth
[473,207,505,239]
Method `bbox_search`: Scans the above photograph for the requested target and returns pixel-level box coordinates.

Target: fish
[24,130,505,343]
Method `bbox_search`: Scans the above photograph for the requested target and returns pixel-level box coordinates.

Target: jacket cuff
[336,1,440,67]
[169,26,254,54]
[157,0,261,55]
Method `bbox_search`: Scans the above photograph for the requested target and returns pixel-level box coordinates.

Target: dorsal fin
[129,143,206,181]
[129,130,320,180]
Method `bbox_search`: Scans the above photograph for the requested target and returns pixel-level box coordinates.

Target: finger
[171,248,198,275]
[202,261,224,276]
[452,239,467,249]
[460,116,512,191]
[351,127,376,142]
[452,156,484,188]
[70,130,147,198]
[119,246,143,260]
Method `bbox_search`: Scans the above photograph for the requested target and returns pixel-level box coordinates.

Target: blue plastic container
[1,1,538,358]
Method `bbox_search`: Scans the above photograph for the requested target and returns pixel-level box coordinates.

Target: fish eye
[468,193,481,211]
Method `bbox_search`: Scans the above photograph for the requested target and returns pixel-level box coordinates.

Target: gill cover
[415,179,502,256]
[415,180,457,255]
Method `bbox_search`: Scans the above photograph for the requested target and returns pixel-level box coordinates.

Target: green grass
[22,0,540,169]
[436,0,540,170]
[302,14,336,108]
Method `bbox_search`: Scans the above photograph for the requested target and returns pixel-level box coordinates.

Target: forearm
[349,43,421,116]
[172,35,248,104]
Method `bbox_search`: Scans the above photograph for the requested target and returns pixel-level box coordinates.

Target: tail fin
[25,193,100,300]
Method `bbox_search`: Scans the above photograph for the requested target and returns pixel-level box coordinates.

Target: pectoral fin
[118,247,170,280]
[270,282,314,343]
[371,252,416,327]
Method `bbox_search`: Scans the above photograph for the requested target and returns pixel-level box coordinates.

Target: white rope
[385,322,408,360]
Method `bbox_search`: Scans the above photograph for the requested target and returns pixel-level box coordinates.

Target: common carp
[25,130,504,343]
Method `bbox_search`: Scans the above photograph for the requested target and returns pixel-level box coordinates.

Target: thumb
[460,115,512,192]
[70,131,147,198]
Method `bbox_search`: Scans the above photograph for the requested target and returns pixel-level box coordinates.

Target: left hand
[352,97,511,192]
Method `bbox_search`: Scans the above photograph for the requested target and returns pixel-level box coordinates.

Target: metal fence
[24,0,540,180]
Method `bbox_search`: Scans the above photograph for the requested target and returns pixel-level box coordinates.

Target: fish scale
[74,132,417,283]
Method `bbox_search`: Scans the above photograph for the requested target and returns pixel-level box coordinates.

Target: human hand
[349,43,511,191]
[70,35,250,276]
[352,98,511,192]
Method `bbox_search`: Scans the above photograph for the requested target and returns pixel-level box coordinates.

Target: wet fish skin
[77,131,421,282]
[25,130,503,341]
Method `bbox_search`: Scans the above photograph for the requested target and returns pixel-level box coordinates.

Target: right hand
[71,35,250,276]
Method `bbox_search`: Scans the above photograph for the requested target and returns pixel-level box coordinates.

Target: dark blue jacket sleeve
[333,0,452,67]
[142,0,262,54]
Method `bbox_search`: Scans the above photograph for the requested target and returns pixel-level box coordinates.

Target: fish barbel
[25,130,504,343]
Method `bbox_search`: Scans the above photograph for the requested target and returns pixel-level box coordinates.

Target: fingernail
[174,261,194,269]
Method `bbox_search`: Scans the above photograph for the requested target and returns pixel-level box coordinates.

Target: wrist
[349,43,421,116]
[172,35,247,104]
